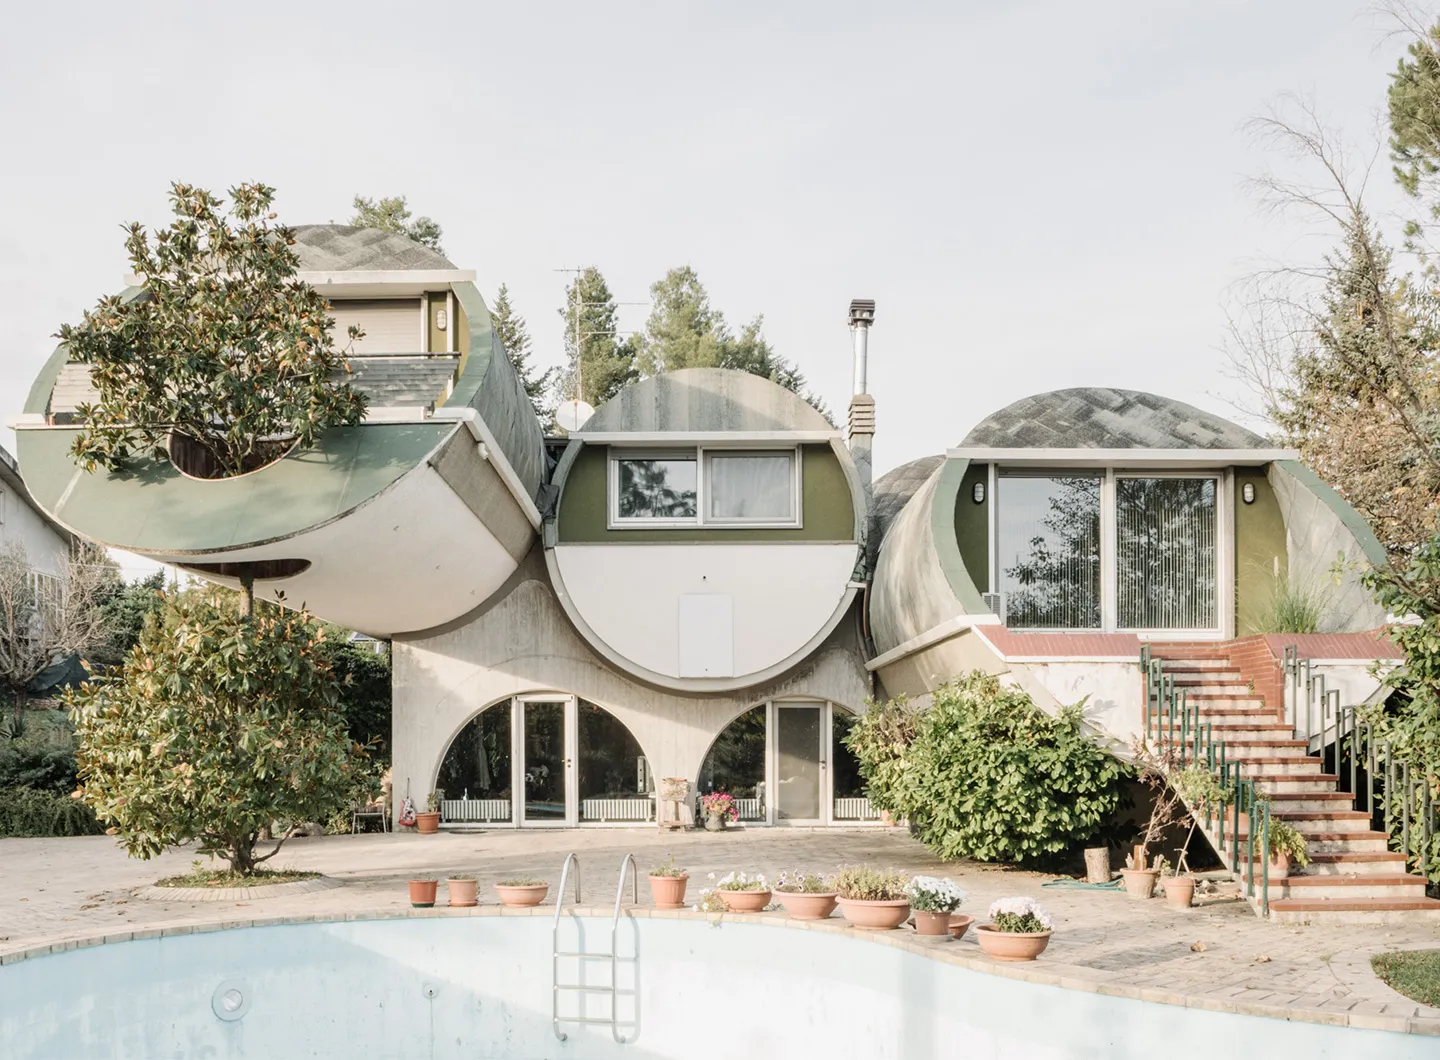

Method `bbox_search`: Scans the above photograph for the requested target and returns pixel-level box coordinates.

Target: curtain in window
[706,452,794,521]
[998,474,1101,628]
[1116,477,1217,629]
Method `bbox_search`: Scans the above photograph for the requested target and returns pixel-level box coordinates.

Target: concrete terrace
[2,828,1438,1036]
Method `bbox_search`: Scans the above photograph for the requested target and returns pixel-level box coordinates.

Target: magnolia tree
[58,182,367,479]
[68,591,362,874]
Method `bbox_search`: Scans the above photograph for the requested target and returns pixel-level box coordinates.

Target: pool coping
[3,903,1437,1037]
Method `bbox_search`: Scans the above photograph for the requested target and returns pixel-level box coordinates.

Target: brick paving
[2,827,1438,1034]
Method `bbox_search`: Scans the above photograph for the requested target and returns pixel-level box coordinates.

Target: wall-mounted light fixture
[972,481,986,504]
[435,309,448,331]
[1241,482,1256,505]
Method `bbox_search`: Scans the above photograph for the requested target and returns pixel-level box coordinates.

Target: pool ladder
[552,852,639,1044]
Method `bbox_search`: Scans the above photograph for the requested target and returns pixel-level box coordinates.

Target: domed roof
[584,367,833,434]
[961,387,1266,450]
[291,224,455,272]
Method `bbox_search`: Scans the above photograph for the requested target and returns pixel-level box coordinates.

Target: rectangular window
[1116,476,1217,630]
[705,450,796,524]
[996,473,1102,629]
[613,455,698,522]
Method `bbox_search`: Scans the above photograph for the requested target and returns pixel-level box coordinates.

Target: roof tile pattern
[291,224,455,271]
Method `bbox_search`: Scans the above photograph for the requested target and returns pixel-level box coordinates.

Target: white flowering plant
[905,876,967,913]
[710,870,769,892]
[692,888,727,914]
[774,871,837,894]
[987,897,1054,934]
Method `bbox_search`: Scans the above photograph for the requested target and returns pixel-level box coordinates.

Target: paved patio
[2,827,1438,1036]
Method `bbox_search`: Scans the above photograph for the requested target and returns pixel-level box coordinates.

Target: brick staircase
[1152,644,1440,924]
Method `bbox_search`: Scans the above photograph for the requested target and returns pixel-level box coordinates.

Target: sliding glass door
[1115,477,1217,630]
[996,473,1102,629]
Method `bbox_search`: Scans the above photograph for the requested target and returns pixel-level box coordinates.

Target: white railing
[580,797,655,822]
[441,798,511,822]
[833,797,879,821]
[733,797,764,821]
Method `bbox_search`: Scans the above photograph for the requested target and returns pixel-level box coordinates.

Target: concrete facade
[0,447,71,576]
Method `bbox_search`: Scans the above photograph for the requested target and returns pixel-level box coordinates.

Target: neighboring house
[0,444,73,577]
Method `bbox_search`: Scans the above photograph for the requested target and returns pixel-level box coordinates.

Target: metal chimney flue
[846,299,877,533]
[848,299,876,396]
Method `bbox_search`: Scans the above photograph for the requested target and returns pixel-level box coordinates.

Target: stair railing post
[1403,761,1413,872]
[1261,801,1271,918]
[1180,691,1189,767]
[1231,769,1241,872]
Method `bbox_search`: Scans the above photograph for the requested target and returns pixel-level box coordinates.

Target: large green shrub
[845,672,1128,864]
[0,786,103,837]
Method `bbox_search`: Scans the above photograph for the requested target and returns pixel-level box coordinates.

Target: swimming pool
[3,912,1430,1059]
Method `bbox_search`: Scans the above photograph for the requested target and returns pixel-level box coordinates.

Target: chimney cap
[848,299,876,327]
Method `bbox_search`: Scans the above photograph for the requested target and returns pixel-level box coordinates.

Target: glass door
[772,703,824,824]
[518,696,576,826]
[1115,476,1218,631]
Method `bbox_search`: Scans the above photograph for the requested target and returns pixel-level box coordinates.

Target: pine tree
[492,284,554,422]
[556,267,636,409]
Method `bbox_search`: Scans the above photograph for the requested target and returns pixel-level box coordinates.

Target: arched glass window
[436,703,513,823]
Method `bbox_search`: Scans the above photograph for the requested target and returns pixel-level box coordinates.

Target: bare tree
[0,541,115,720]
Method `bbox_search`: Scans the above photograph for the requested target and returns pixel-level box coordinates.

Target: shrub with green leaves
[0,786,103,837]
[834,865,910,902]
[845,672,1128,864]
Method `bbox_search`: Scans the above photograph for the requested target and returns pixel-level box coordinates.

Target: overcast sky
[0,2,1418,575]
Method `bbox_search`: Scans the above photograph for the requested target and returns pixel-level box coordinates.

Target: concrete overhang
[944,447,1299,467]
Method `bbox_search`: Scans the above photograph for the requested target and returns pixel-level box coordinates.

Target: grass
[1372,950,1440,1007]
[155,867,321,889]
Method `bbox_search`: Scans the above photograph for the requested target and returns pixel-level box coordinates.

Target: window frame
[605,445,804,530]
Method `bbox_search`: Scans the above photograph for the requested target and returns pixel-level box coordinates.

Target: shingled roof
[292,225,455,271]
[960,388,1266,450]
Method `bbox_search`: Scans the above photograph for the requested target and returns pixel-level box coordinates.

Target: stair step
[1156,659,1236,670]
[1184,694,1267,706]
[1226,755,1323,768]
[1252,774,1340,793]
[1270,810,1373,831]
[1170,682,1253,694]
[1277,875,1429,900]
[1306,852,1409,875]
[1268,897,1440,924]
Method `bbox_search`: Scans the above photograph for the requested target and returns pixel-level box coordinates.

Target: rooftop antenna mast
[552,267,647,432]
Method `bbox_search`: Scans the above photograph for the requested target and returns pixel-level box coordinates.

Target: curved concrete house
[394,367,875,829]
[16,226,544,636]
[869,388,1390,740]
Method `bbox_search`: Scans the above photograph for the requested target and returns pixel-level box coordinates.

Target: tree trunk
[239,571,254,622]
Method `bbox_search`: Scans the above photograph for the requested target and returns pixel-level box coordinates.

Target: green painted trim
[444,282,492,409]
[929,457,989,613]
[1234,468,1288,636]
[1275,460,1388,569]
[555,443,856,543]
[954,462,989,593]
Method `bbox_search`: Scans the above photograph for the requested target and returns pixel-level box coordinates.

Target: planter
[948,913,975,941]
[777,891,838,921]
[975,925,1052,962]
[718,889,771,913]
[414,811,441,835]
[408,879,438,908]
[1268,853,1292,881]
[493,883,548,908]
[446,878,478,907]
[1163,876,1196,910]
[649,874,689,910]
[1120,868,1159,900]
[704,812,727,832]
[837,897,911,931]
[912,910,953,936]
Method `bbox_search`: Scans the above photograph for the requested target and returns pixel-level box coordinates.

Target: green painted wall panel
[1234,467,1288,636]
[557,444,855,543]
[953,462,990,594]
[427,292,449,354]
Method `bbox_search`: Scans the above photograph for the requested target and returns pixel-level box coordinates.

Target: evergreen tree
[492,284,554,422]
[556,267,636,409]
[349,195,444,254]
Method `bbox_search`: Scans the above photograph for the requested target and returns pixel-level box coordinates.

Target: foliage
[1372,949,1440,1008]
[834,864,910,902]
[1170,764,1233,812]
[1254,574,1328,635]
[349,194,443,253]
[155,863,320,888]
[67,592,363,874]
[324,632,392,759]
[492,283,554,423]
[496,877,544,886]
[699,790,738,822]
[650,853,687,878]
[555,266,637,409]
[1390,19,1440,258]
[0,785,103,837]
[774,871,835,894]
[61,183,368,478]
[0,712,80,793]
[711,870,768,892]
[988,897,1054,934]
[93,570,167,669]
[845,674,1128,864]
[425,789,443,812]
[321,750,388,836]
[0,542,115,714]
[1130,740,1191,858]
[1261,815,1311,867]
[905,876,967,913]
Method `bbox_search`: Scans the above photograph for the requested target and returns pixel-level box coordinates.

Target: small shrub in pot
[835,865,911,931]
[905,876,967,936]
[649,854,689,909]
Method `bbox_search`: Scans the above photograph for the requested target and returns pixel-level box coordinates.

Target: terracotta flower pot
[948,913,975,941]
[1268,853,1292,881]
[704,812,727,832]
[912,910,952,936]
[837,897,911,931]
[718,889,771,913]
[649,874,689,910]
[415,811,441,835]
[408,879,438,908]
[493,883,548,908]
[1163,876,1196,910]
[446,878,478,907]
[975,925,1051,962]
[1120,868,1159,900]
[778,892,838,921]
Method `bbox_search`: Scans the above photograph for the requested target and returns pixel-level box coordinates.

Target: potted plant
[1161,867,1195,910]
[1262,817,1311,880]
[1123,741,1188,899]
[975,897,1054,961]
[494,877,550,907]
[446,874,478,907]
[699,791,738,832]
[1121,849,1165,900]
[415,790,443,835]
[649,854,689,909]
[408,878,438,908]
[774,871,839,921]
[905,876,968,936]
[712,871,771,912]
[834,865,911,931]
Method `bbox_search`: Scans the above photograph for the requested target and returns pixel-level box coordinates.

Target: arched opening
[435,695,653,827]
[698,701,878,826]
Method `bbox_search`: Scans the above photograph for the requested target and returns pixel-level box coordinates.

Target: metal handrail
[552,853,640,1045]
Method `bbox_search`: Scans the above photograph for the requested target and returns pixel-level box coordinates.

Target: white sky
[0,2,1420,577]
